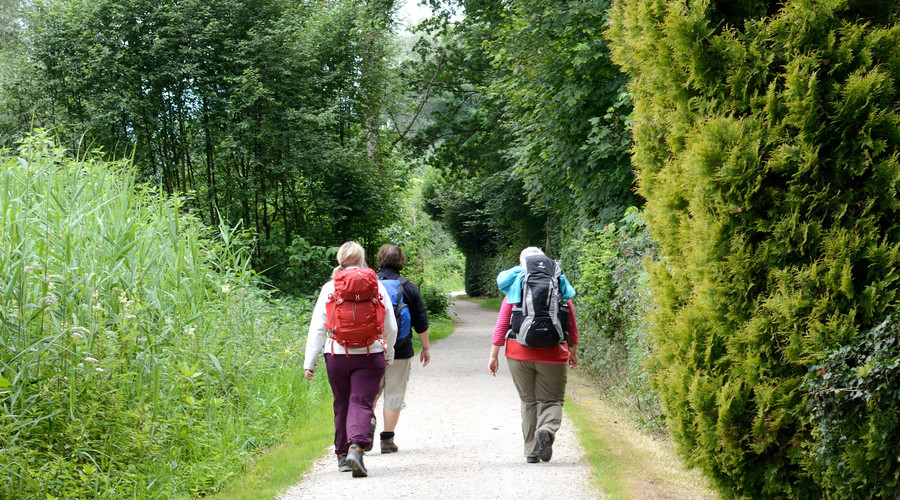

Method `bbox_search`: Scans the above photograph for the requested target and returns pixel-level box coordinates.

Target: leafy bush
[566,209,662,429]
[285,236,337,294]
[609,1,900,497]
[419,283,451,318]
[0,133,325,498]
[806,317,900,497]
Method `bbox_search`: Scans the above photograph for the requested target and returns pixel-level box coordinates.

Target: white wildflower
[126,314,136,320]
[70,332,83,340]
[76,363,84,368]
[71,326,89,335]
[221,284,231,293]
[186,327,196,336]
[95,367,104,373]
[92,290,99,300]
[84,357,99,363]
[118,291,127,304]
[125,300,135,309]
[136,336,146,343]
[24,263,41,273]
[47,281,56,291]
[38,294,58,306]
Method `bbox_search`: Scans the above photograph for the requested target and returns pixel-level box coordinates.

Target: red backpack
[325,267,385,353]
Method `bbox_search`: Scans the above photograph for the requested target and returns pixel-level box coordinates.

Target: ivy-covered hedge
[609,1,900,497]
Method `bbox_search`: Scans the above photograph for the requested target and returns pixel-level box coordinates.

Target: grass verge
[208,314,456,499]
[206,394,334,500]
[460,295,502,311]
[565,371,717,499]
[416,315,454,345]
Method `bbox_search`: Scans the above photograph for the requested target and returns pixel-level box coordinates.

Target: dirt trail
[279,297,605,500]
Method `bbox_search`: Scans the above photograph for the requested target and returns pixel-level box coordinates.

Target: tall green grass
[0,132,325,498]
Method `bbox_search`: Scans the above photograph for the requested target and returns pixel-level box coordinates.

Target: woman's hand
[489,344,502,376]
[304,369,315,380]
[568,349,578,368]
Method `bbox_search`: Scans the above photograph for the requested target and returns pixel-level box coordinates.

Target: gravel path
[279,297,605,500]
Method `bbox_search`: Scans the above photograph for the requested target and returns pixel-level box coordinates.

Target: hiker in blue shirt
[374,244,432,454]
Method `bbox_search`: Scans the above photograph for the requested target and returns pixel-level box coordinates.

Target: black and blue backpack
[508,255,569,348]
[380,277,412,341]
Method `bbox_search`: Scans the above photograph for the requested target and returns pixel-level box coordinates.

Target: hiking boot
[346,444,367,477]
[526,456,539,464]
[363,417,376,452]
[380,437,398,454]
[537,429,553,462]
[337,453,351,472]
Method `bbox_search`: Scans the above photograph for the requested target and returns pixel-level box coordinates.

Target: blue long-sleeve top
[496,265,576,304]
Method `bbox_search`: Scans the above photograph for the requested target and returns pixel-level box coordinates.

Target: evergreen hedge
[608,1,900,497]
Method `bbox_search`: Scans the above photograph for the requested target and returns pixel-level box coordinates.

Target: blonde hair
[332,241,367,279]
[519,246,544,268]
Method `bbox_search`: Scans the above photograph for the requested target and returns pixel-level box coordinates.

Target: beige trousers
[506,358,568,458]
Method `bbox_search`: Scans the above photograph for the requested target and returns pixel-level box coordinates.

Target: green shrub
[609,1,900,497]
[806,317,900,498]
[0,132,323,498]
[419,284,452,318]
[567,209,662,429]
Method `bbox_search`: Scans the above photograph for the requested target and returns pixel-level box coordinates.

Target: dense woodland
[1,0,900,498]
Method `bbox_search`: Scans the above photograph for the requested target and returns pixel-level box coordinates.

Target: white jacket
[303,274,397,371]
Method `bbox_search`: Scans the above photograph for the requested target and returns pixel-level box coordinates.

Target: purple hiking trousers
[324,353,385,454]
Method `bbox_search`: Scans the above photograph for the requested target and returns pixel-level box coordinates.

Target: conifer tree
[609,1,900,496]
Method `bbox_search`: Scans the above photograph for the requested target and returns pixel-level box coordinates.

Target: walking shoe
[363,417,376,452]
[380,437,398,454]
[537,429,553,462]
[337,453,351,472]
[346,444,367,477]
[526,456,539,464]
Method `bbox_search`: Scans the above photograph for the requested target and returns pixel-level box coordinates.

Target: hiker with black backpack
[373,244,431,454]
[304,241,398,478]
[488,246,579,464]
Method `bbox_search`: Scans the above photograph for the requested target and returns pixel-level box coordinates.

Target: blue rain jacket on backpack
[497,265,576,304]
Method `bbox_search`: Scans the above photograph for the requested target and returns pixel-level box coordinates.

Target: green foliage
[407,3,551,296]
[566,208,662,430]
[419,283,451,317]
[488,0,639,222]
[806,317,900,498]
[422,169,543,296]
[378,170,464,296]
[609,0,900,496]
[12,0,403,292]
[410,1,636,299]
[0,133,324,498]
[285,237,337,295]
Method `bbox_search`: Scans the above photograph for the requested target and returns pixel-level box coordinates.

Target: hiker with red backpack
[373,244,431,454]
[304,241,397,478]
[488,246,579,464]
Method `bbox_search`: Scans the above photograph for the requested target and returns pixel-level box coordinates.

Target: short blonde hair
[332,241,367,278]
[519,246,544,268]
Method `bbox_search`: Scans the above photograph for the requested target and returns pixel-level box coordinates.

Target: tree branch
[388,48,446,153]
